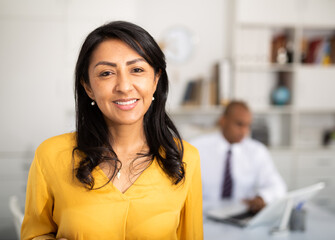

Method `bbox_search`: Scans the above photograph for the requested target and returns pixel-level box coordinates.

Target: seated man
[190,101,286,213]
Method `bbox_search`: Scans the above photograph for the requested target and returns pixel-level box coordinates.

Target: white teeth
[115,99,137,105]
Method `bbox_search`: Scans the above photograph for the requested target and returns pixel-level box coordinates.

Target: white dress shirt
[190,131,286,204]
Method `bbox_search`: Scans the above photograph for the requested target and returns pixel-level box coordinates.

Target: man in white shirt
[190,101,286,213]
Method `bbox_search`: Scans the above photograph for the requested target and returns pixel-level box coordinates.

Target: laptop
[206,182,325,228]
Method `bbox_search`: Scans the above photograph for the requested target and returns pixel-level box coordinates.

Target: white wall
[0,0,228,153]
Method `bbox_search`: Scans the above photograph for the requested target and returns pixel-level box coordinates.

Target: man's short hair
[223,100,250,116]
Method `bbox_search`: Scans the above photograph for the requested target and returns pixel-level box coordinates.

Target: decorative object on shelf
[286,40,294,63]
[276,47,288,64]
[271,72,291,106]
[323,128,335,148]
[271,31,294,64]
[160,26,195,64]
[271,85,290,105]
[271,33,287,64]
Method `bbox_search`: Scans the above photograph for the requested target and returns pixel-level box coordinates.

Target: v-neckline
[95,159,155,196]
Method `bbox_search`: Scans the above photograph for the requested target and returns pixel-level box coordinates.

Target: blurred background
[1,0,335,238]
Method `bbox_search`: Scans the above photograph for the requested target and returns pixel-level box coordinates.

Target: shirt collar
[220,132,249,152]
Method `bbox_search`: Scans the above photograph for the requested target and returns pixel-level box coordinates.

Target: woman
[21,21,203,239]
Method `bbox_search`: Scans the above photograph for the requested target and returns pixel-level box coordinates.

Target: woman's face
[84,39,159,127]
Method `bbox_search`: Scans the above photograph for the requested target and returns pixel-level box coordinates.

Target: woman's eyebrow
[126,58,146,65]
[94,61,117,68]
[94,58,145,68]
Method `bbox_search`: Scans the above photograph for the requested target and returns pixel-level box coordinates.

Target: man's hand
[243,196,265,213]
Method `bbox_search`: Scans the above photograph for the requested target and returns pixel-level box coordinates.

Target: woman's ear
[81,80,95,100]
[153,70,161,90]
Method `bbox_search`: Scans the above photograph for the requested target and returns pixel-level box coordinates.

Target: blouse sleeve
[21,151,57,240]
[177,151,203,240]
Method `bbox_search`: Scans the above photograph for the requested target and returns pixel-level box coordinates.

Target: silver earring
[91,101,95,106]
[152,97,155,101]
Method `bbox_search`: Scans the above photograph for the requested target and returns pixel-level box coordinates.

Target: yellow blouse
[21,133,203,240]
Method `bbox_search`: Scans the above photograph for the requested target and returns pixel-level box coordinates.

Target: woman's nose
[115,72,133,93]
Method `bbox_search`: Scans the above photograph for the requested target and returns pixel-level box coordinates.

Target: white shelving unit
[170,0,335,212]
[232,0,335,212]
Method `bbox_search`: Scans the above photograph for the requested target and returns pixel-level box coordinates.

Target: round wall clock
[162,26,194,64]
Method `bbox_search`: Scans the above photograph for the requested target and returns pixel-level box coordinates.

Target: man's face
[220,107,252,144]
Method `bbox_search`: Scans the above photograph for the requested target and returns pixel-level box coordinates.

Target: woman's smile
[113,98,139,110]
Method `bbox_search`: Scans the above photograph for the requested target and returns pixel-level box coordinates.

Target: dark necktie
[222,148,233,198]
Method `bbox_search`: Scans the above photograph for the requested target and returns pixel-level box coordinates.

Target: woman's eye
[132,68,144,73]
[99,71,113,77]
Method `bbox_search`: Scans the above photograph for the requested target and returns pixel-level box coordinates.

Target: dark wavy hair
[73,21,184,189]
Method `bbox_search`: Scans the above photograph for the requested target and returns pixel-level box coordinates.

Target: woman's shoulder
[182,140,198,154]
[182,140,200,168]
[35,132,76,158]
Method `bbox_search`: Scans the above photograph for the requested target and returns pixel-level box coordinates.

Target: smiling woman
[83,39,159,127]
[21,21,203,240]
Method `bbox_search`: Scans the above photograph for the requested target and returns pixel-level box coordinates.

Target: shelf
[269,146,335,153]
[235,63,295,72]
[169,105,296,116]
[235,62,335,72]
[294,146,335,153]
[297,109,335,114]
[168,105,222,116]
[253,106,293,114]
[236,22,335,30]
[236,22,298,29]
[268,146,294,152]
[300,24,335,30]
[236,63,335,72]
[297,64,335,70]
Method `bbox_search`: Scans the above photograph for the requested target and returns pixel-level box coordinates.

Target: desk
[204,204,335,240]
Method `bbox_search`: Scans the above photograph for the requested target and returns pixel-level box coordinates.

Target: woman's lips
[113,98,139,110]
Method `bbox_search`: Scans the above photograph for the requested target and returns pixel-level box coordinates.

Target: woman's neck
[108,121,147,156]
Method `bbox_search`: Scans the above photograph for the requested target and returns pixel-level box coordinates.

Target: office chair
[9,195,24,240]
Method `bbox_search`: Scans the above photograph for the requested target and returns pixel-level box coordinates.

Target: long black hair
[73,21,184,189]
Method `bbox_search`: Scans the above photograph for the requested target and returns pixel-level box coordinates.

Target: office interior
[1,0,335,239]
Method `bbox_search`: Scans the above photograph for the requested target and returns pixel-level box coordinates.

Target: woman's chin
[106,116,144,127]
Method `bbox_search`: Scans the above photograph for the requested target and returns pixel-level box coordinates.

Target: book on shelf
[305,38,322,64]
[217,60,232,106]
[329,36,335,64]
[209,77,218,106]
[211,60,232,106]
[303,35,335,65]
[181,59,233,108]
[211,64,220,106]
[181,78,203,106]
